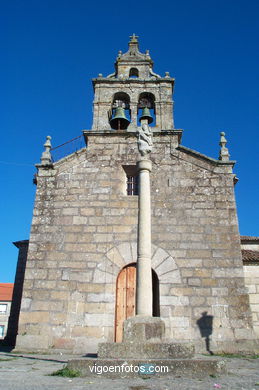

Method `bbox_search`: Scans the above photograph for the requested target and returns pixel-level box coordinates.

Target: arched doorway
[114,263,160,342]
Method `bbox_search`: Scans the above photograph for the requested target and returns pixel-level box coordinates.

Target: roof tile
[0,283,14,301]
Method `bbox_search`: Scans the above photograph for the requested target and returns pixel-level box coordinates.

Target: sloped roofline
[177,145,236,167]
[241,236,259,242]
[51,130,235,169]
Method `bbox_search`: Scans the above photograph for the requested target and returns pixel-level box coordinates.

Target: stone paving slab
[0,352,259,390]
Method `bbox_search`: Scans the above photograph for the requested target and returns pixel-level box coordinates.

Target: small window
[127,175,139,195]
[0,304,7,314]
[123,165,139,196]
[0,325,4,338]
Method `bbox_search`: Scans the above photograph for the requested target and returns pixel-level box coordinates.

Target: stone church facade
[15,35,257,354]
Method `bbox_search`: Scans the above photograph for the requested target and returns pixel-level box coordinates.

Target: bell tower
[91,34,175,131]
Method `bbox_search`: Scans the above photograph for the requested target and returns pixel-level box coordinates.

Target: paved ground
[0,351,259,390]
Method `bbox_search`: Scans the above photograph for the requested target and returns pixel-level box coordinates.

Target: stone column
[136,158,153,316]
[128,101,138,130]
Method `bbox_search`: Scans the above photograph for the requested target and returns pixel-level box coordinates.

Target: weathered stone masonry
[15,35,258,354]
[16,130,255,353]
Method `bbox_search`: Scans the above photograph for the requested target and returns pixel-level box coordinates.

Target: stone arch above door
[97,242,182,285]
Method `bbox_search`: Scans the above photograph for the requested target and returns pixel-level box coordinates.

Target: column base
[123,315,165,343]
[98,316,194,359]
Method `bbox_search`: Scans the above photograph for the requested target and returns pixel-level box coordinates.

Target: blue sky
[1,0,258,282]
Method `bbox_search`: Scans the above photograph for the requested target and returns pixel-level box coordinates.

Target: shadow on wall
[197,311,214,355]
[0,241,28,348]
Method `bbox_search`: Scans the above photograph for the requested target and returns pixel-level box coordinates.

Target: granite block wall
[15,131,257,353]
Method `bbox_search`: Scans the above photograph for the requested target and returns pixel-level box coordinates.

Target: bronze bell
[110,107,130,130]
[139,107,153,124]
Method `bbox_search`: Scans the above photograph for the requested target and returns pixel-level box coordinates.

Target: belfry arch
[137,92,156,125]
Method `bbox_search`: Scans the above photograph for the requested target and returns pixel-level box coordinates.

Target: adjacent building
[242,236,259,337]
[0,284,13,339]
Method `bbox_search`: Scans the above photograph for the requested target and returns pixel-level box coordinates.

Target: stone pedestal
[123,316,165,343]
[85,316,226,378]
[98,316,194,359]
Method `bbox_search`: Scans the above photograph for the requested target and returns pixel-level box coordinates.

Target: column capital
[137,158,152,172]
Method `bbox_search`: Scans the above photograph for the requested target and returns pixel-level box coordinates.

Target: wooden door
[115,264,136,342]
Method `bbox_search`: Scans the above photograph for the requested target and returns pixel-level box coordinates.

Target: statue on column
[137,123,153,156]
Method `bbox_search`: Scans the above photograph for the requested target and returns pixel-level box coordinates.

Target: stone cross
[130,33,139,42]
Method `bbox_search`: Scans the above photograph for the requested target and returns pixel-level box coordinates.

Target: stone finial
[145,49,150,59]
[40,136,52,165]
[165,71,170,78]
[219,131,230,161]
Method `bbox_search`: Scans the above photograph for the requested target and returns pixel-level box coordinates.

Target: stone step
[98,341,195,359]
[67,357,226,378]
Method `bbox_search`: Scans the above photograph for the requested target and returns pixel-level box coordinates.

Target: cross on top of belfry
[130,33,139,42]
[128,33,141,56]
